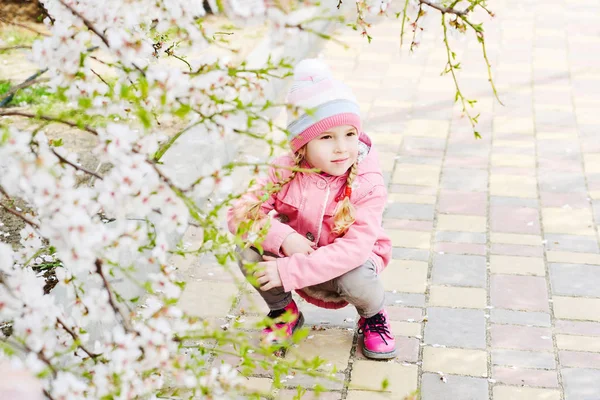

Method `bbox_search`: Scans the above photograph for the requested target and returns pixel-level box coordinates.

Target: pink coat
[227,133,392,309]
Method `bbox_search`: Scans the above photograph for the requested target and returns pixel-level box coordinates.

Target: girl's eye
[346,131,356,136]
[320,135,332,140]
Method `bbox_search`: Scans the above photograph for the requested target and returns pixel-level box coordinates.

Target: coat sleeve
[276,184,387,291]
[227,158,297,256]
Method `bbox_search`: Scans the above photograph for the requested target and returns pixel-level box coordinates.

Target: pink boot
[261,300,304,346]
[358,309,397,360]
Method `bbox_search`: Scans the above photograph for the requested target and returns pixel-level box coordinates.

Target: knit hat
[286,59,361,153]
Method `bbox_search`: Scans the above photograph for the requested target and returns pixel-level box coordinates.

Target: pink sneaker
[261,300,304,346]
[358,309,397,360]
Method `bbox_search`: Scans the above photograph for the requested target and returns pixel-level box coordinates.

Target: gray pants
[237,247,385,318]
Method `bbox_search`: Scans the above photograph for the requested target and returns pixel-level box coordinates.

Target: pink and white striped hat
[286,58,361,152]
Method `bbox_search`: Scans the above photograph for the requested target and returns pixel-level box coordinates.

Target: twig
[56,318,101,360]
[0,16,50,37]
[95,259,133,331]
[0,68,48,107]
[57,0,109,48]
[90,69,109,86]
[0,110,99,136]
[43,389,56,400]
[337,0,343,8]
[51,149,103,180]
[0,186,39,229]
[419,0,468,16]
[399,0,410,46]
[0,45,32,52]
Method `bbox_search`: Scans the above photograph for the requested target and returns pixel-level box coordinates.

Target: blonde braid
[232,150,304,231]
[332,162,358,235]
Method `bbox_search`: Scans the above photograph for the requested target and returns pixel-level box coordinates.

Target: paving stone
[491,275,549,311]
[402,136,447,152]
[492,367,559,388]
[389,320,421,337]
[559,351,600,369]
[490,255,546,276]
[443,156,488,169]
[349,361,417,396]
[391,247,430,261]
[431,254,487,288]
[428,285,487,309]
[542,207,596,236]
[384,291,426,307]
[440,168,488,191]
[490,232,543,246]
[490,309,552,327]
[387,193,437,204]
[278,372,346,392]
[556,334,600,352]
[490,196,539,208]
[388,184,438,195]
[490,243,545,258]
[547,251,600,265]
[394,155,444,165]
[491,324,554,351]
[423,347,487,376]
[544,234,600,253]
[490,174,538,198]
[385,203,435,221]
[593,200,600,224]
[380,260,428,293]
[550,263,600,297]
[492,153,536,168]
[387,230,431,249]
[434,242,486,256]
[424,307,486,349]
[179,281,238,317]
[540,191,591,208]
[386,306,423,322]
[437,214,487,233]
[562,368,600,400]
[421,373,488,400]
[492,349,556,369]
[491,206,541,234]
[493,386,560,400]
[287,329,353,372]
[300,302,358,329]
[383,219,434,231]
[538,172,587,193]
[555,320,600,336]
[553,296,600,322]
[437,191,487,216]
[345,391,392,400]
[393,164,441,186]
[435,231,487,244]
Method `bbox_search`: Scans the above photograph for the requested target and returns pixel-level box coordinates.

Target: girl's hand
[281,232,315,256]
[255,255,283,291]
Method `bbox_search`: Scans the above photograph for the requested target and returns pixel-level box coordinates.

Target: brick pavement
[176,0,600,398]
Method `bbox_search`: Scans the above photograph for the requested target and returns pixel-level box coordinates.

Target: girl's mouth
[332,158,348,164]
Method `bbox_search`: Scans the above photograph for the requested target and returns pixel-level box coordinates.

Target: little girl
[227,59,396,360]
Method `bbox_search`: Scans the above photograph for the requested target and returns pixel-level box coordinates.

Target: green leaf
[381,377,389,390]
[50,138,64,147]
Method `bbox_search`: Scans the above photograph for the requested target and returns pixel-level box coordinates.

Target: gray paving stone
[435,231,487,244]
[538,172,587,192]
[490,196,540,208]
[492,349,556,369]
[490,309,552,327]
[392,248,430,261]
[562,368,600,400]
[441,168,488,192]
[544,234,600,253]
[299,301,357,329]
[384,291,426,307]
[424,307,486,349]
[385,203,435,220]
[550,263,600,297]
[431,254,487,288]
[421,373,488,400]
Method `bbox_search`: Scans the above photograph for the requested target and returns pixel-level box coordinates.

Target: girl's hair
[234,148,358,237]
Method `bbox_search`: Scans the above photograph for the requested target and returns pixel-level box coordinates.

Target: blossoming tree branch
[0,0,496,398]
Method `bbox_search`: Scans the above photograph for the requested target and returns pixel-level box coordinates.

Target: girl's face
[304,124,359,176]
